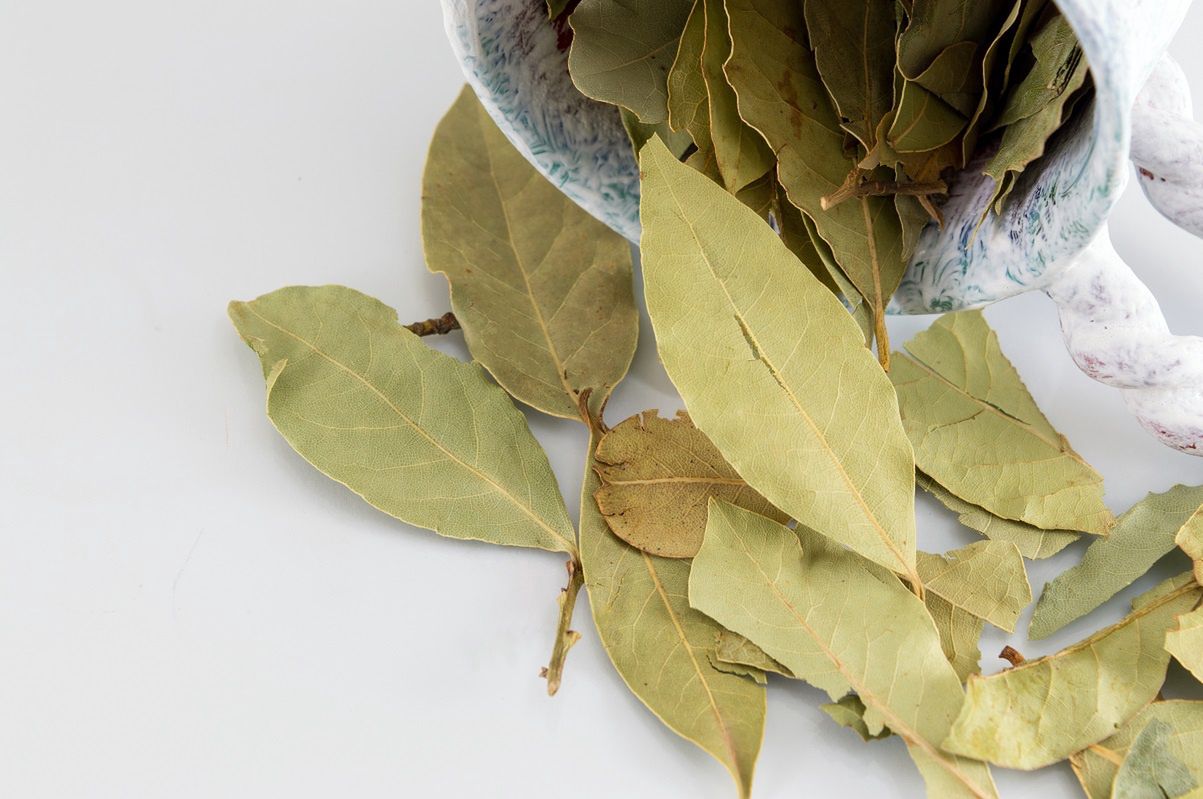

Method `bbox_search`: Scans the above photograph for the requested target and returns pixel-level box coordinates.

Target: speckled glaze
[440,0,1203,453]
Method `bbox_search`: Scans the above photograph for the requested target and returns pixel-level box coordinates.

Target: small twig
[405,312,460,337]
[999,645,1026,667]
[542,558,584,696]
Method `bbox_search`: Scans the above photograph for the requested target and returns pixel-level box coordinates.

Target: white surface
[3,2,1203,797]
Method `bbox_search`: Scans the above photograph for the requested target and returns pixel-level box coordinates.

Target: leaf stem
[405,312,460,337]
[542,557,584,696]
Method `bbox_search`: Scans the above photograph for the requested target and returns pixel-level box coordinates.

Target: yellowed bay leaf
[918,472,1080,559]
[1166,604,1203,684]
[639,137,920,583]
[821,694,892,742]
[892,310,1112,535]
[1177,507,1203,585]
[714,629,794,679]
[1030,485,1203,640]
[919,541,1031,632]
[1070,701,1203,799]
[593,409,786,558]
[943,573,1203,770]
[580,434,764,799]
[228,286,576,555]
[926,594,986,682]
[422,87,638,420]
[691,501,997,798]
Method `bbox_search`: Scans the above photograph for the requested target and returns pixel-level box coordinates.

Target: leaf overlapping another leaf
[229,285,577,555]
[639,137,920,584]
[1070,701,1203,799]
[422,87,638,421]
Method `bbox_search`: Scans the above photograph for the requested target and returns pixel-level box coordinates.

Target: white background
[4,2,1203,796]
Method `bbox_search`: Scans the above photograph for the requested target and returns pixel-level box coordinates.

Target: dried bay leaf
[228,285,577,555]
[691,501,998,798]
[593,409,786,558]
[639,138,920,584]
[918,473,1080,559]
[895,0,1013,81]
[1176,509,1203,584]
[960,1,1022,162]
[913,40,980,117]
[724,0,906,358]
[802,0,896,150]
[422,87,639,421]
[567,0,693,125]
[1071,701,1203,799]
[919,541,1031,632]
[887,79,967,153]
[943,573,1203,770]
[822,694,892,742]
[1165,605,1203,684]
[715,629,794,679]
[666,0,710,148]
[1030,486,1203,640]
[926,594,987,681]
[701,0,773,192]
[991,13,1083,129]
[891,310,1112,535]
[579,433,765,799]
[620,108,693,160]
[1111,719,1199,799]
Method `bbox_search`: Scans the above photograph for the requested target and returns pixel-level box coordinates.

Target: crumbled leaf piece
[639,138,920,583]
[918,473,1080,559]
[1165,605,1203,684]
[701,0,773,192]
[821,694,892,741]
[593,410,786,558]
[943,573,1203,770]
[1111,719,1198,799]
[715,630,794,679]
[1070,701,1203,799]
[1029,485,1203,639]
[724,0,906,359]
[579,438,765,799]
[228,286,577,555]
[1176,508,1203,584]
[919,541,1031,632]
[566,0,693,124]
[422,87,638,420]
[666,0,710,147]
[691,501,998,797]
[891,310,1113,535]
[803,0,896,150]
[620,108,693,159]
[926,594,985,681]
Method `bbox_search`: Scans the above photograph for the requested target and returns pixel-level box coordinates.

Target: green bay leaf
[803,0,896,150]
[1029,485,1203,640]
[943,573,1203,770]
[701,0,773,192]
[639,137,920,583]
[567,0,693,124]
[593,409,786,558]
[580,434,765,799]
[918,472,1080,559]
[691,501,998,798]
[888,79,968,153]
[666,0,710,147]
[1111,719,1199,799]
[1071,701,1203,799]
[228,285,576,555]
[891,310,1113,535]
[620,108,693,159]
[895,0,1014,80]
[422,87,638,421]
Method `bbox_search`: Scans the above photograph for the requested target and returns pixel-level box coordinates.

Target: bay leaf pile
[228,3,1202,797]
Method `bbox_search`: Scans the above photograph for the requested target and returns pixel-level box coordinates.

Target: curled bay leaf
[1165,604,1203,684]
[892,310,1113,535]
[566,0,693,124]
[639,137,920,584]
[821,694,892,742]
[1111,719,1198,799]
[579,436,765,799]
[1071,701,1203,799]
[1029,485,1203,640]
[918,472,1080,559]
[691,501,998,798]
[1176,509,1203,584]
[714,629,794,679]
[422,87,638,421]
[593,409,786,558]
[943,573,1203,770]
[666,0,710,148]
[228,285,577,555]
